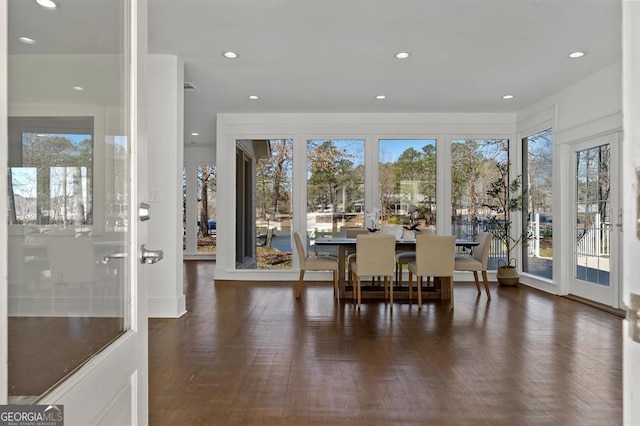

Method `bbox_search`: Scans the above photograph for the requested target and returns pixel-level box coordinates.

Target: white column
[146,54,186,318]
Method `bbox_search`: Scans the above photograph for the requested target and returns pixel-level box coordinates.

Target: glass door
[5,0,149,422]
[569,135,620,308]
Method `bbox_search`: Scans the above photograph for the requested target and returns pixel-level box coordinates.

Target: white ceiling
[148,0,621,146]
[8,0,623,147]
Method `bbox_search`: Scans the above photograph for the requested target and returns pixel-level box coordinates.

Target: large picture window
[451,139,508,269]
[378,139,436,233]
[522,129,553,279]
[255,139,293,269]
[306,139,364,251]
[9,128,93,226]
[197,165,217,254]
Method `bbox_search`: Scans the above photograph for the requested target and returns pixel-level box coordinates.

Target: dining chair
[350,234,396,310]
[407,234,456,309]
[454,231,493,298]
[345,228,369,287]
[394,229,425,287]
[293,231,340,300]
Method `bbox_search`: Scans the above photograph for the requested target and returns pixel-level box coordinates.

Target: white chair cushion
[454,255,482,271]
[395,251,416,263]
[305,255,339,270]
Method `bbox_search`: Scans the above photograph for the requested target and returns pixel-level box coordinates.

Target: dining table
[314,237,479,299]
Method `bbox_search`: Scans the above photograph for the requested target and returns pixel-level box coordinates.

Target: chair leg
[351,270,356,300]
[395,263,400,287]
[408,271,413,300]
[389,275,394,308]
[384,276,388,300]
[333,270,339,301]
[296,269,305,298]
[356,276,362,310]
[417,276,423,309]
[482,270,491,299]
[449,277,455,310]
[473,271,481,294]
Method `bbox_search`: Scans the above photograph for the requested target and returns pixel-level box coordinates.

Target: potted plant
[484,162,533,286]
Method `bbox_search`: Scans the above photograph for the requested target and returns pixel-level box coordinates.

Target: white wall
[147,55,186,317]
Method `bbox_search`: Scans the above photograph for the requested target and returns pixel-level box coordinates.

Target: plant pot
[497,265,519,286]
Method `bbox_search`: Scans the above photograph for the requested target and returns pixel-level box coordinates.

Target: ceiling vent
[184,82,199,92]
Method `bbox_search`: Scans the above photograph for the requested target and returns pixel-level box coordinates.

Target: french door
[569,134,620,308]
[3,0,150,424]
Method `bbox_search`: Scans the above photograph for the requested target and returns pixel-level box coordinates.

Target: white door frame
[567,133,621,309]
[1,0,150,423]
[1,0,9,406]
[622,0,640,422]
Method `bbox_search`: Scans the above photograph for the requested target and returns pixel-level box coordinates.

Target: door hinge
[627,293,640,343]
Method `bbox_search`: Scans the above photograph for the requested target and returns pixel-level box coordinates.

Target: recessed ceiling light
[375,95,387,100]
[568,51,585,59]
[223,51,238,59]
[248,95,259,100]
[191,132,199,136]
[72,86,84,91]
[18,37,36,44]
[36,0,57,8]
[394,52,410,59]
[502,94,514,100]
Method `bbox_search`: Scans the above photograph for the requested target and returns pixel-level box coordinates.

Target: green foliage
[387,216,405,225]
[307,140,362,213]
[484,162,533,265]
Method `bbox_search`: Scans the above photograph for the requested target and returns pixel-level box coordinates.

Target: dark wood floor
[149,261,622,425]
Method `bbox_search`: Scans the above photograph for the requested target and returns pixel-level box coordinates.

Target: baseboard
[148,294,187,318]
[564,294,625,317]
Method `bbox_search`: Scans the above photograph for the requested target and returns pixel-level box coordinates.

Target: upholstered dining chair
[294,231,340,300]
[394,230,424,287]
[345,228,370,287]
[395,251,415,286]
[454,231,493,299]
[407,234,456,309]
[350,234,396,310]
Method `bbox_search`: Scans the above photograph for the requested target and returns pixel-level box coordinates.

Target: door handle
[139,244,164,264]
[101,252,127,264]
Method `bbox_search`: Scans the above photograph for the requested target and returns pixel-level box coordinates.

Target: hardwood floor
[149,261,622,425]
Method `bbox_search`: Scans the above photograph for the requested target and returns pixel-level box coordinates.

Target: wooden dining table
[314,237,479,299]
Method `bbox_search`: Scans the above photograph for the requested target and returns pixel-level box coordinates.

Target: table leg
[338,245,347,298]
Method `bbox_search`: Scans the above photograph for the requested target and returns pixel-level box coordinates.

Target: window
[306,139,364,250]
[451,139,508,269]
[575,144,610,285]
[378,139,436,232]
[522,129,553,279]
[197,165,217,254]
[9,126,94,226]
[255,140,293,269]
